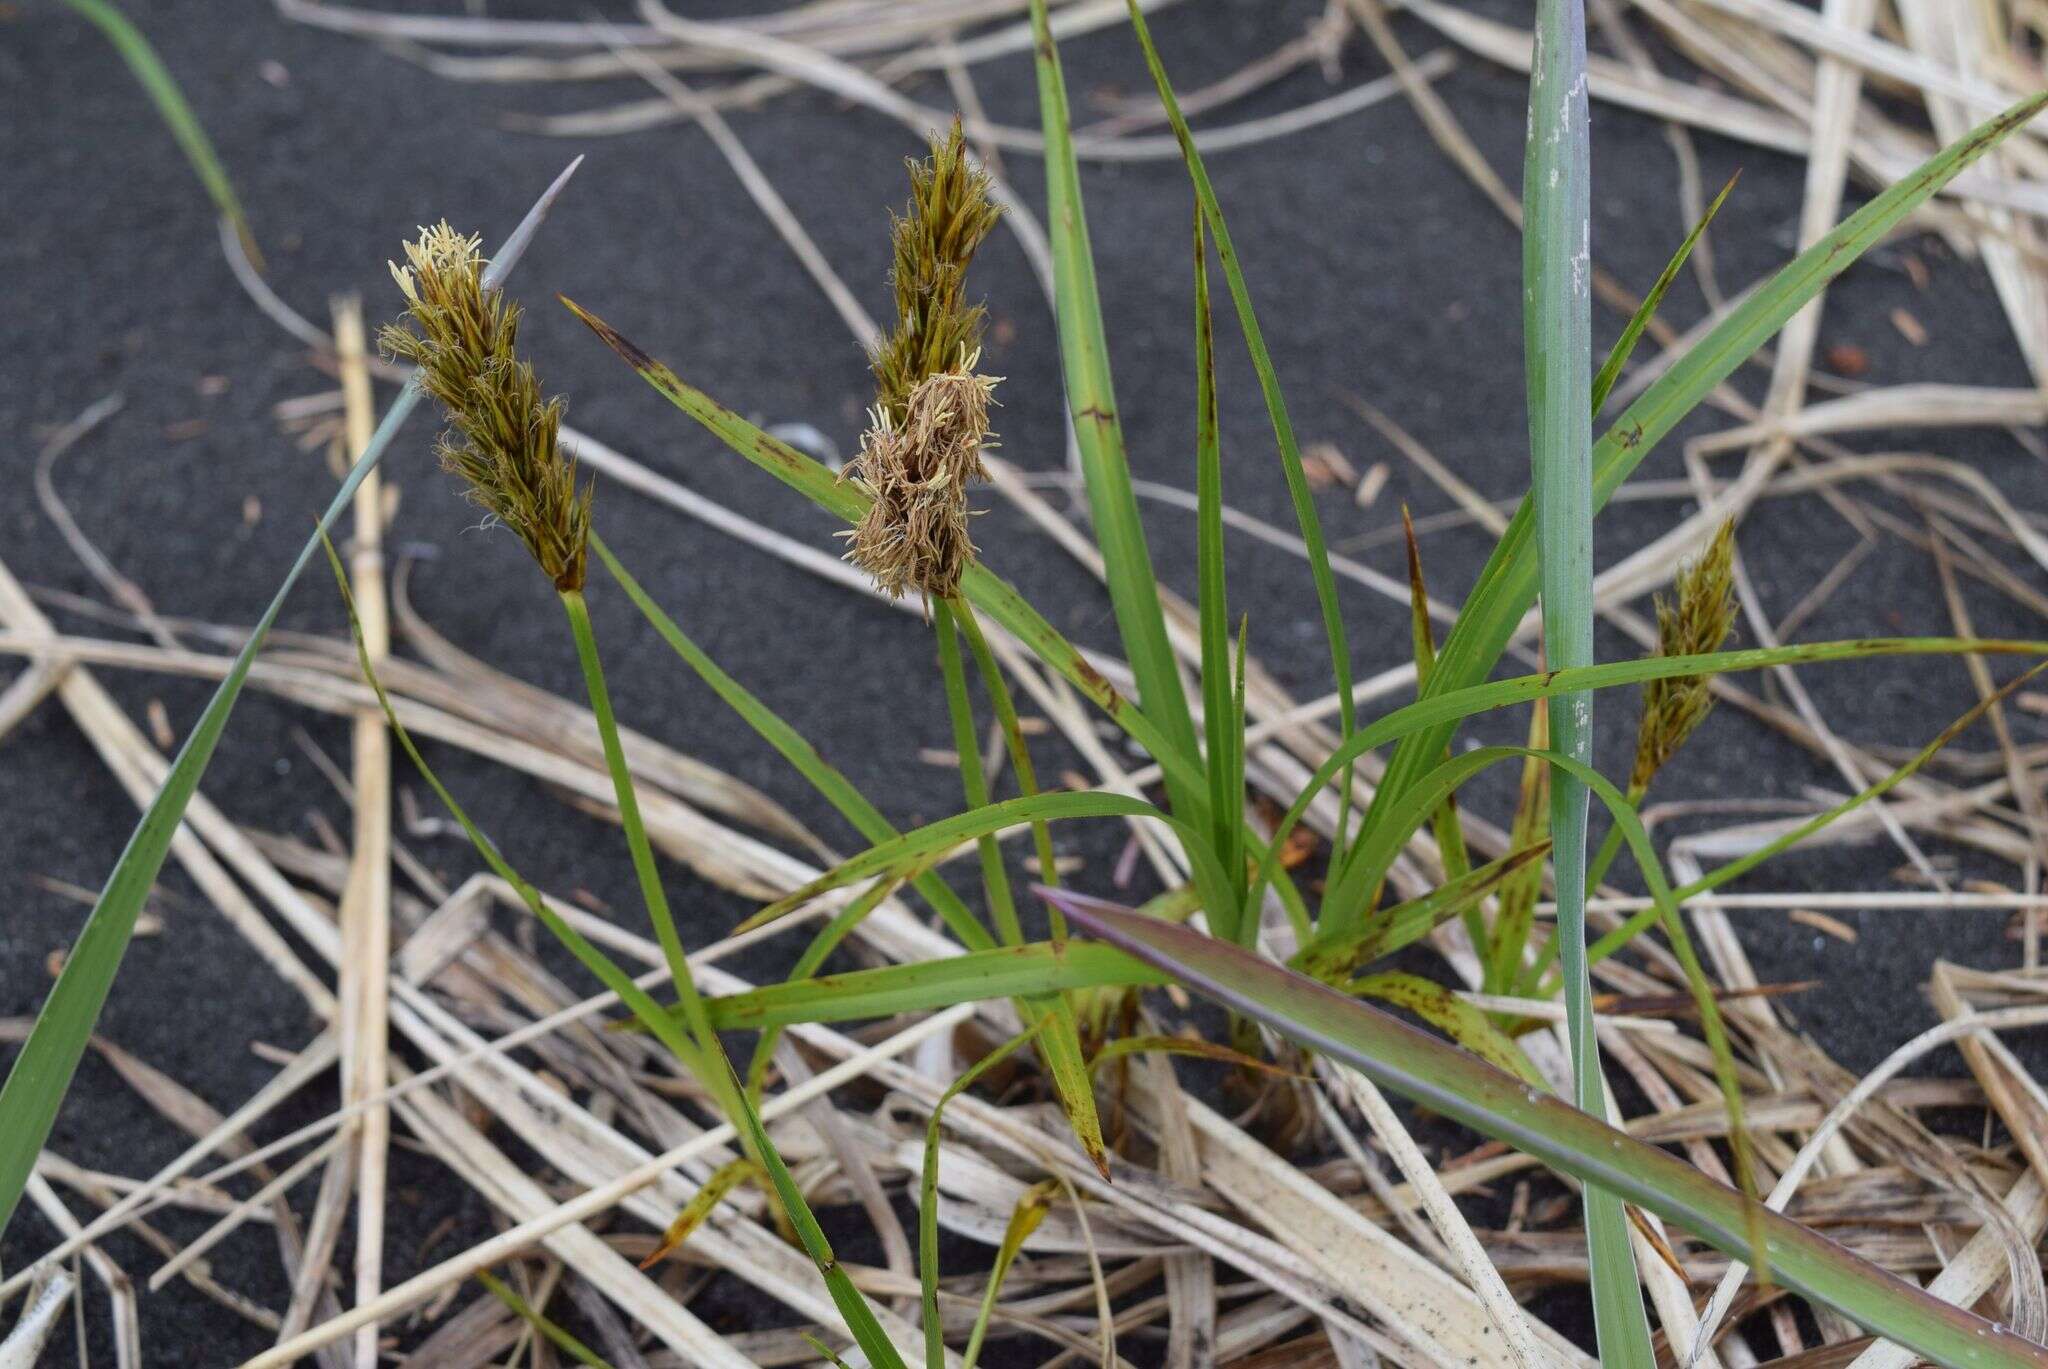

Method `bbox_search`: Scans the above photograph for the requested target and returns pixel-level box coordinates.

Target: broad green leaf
[1351,971,1543,1086]
[1520,0,1650,1350]
[698,942,1168,1032]
[1052,897,2048,1369]
[0,160,582,1242]
[1312,741,1752,1219]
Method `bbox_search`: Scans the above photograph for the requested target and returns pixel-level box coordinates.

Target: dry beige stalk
[331,295,393,1369]
[22,1174,139,1369]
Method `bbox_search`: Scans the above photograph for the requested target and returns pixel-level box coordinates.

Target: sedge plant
[555,4,2048,1358]
[12,1,2048,1363]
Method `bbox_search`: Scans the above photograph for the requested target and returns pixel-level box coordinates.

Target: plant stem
[953,599,1061,915]
[558,590,745,1119]
[935,594,1111,1174]
[932,597,1020,946]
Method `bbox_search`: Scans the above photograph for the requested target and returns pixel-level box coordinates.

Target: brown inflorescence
[843,121,1003,604]
[381,222,592,592]
[1631,518,1738,792]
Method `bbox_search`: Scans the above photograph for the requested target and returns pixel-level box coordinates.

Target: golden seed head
[844,120,1004,604]
[1631,518,1738,791]
[381,221,591,592]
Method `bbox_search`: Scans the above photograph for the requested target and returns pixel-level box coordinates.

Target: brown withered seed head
[381,221,592,592]
[1631,518,1738,791]
[844,120,1004,604]
[842,362,1000,603]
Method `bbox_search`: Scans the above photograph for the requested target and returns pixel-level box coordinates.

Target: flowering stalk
[381,223,591,593]
[846,125,1109,1179]
[383,224,743,1143]
[1582,519,1737,894]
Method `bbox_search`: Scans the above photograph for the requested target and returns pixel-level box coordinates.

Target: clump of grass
[18,3,2048,1364]
[381,222,592,592]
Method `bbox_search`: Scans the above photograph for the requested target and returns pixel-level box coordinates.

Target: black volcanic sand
[5,1,2047,1362]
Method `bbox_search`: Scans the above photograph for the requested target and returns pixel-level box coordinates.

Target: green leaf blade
[1521,0,1649,1349]
[702,942,1167,1033]
[66,0,259,266]
[1192,208,1244,926]
[1590,173,1737,418]
[1026,0,1205,827]
[1124,0,1359,875]
[1053,897,2048,1369]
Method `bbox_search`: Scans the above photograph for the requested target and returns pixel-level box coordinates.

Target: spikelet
[381,222,592,592]
[843,121,1003,603]
[1630,519,1738,792]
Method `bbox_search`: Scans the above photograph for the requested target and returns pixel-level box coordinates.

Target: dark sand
[4,0,2046,1362]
